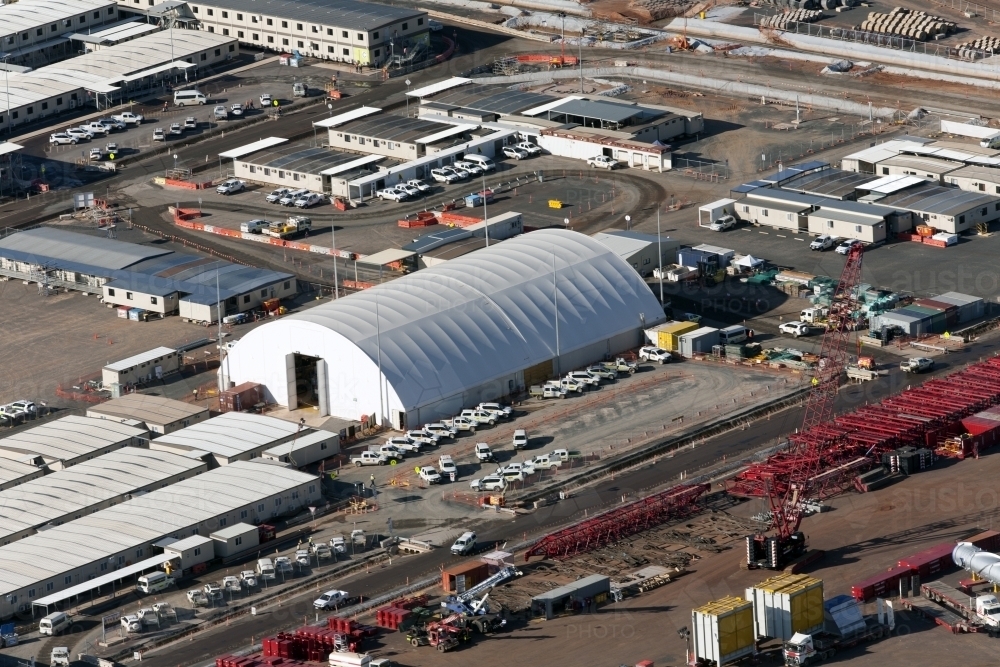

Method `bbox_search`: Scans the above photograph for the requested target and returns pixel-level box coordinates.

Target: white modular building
[224,229,667,428]
[0,459,45,492]
[0,447,207,546]
[150,412,339,468]
[0,416,148,470]
[0,461,319,619]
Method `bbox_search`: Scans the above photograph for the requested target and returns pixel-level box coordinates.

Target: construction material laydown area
[16,0,1000,666]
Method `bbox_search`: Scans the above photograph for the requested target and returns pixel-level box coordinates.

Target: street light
[563,217,569,229]
[172,153,178,173]
[404,79,411,117]
[624,214,631,230]
[327,103,333,117]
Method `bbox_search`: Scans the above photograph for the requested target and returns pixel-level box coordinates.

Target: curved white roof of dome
[255,229,664,411]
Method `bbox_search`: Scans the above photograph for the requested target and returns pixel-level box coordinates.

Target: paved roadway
[140,335,996,667]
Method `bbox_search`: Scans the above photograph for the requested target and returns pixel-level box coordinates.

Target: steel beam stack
[524,483,708,561]
[730,357,1000,500]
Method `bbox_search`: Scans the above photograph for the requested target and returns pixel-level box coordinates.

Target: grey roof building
[0,461,321,619]
[176,0,428,68]
[0,416,148,470]
[0,459,45,492]
[0,227,295,323]
[86,394,210,435]
[862,181,1000,234]
[0,447,207,545]
[150,412,339,467]
[779,168,876,200]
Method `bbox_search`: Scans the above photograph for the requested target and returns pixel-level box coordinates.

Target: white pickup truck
[443,416,478,433]
[111,111,144,125]
[351,451,390,466]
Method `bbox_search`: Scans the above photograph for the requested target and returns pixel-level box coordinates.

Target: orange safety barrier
[438,212,482,227]
[344,279,375,290]
[516,53,579,66]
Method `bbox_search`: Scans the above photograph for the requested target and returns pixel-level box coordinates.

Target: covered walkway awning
[219,137,289,160]
[320,154,383,177]
[31,553,175,613]
[357,248,416,267]
[415,124,468,145]
[406,77,471,99]
[313,106,381,129]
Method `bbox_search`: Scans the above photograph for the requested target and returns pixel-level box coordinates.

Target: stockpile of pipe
[955,35,1000,59]
[759,0,856,9]
[859,7,957,41]
[759,9,824,29]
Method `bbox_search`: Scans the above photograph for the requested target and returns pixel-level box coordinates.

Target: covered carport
[357,248,417,275]
[30,553,175,617]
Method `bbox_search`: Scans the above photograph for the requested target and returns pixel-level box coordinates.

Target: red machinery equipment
[744,244,864,569]
[524,483,708,561]
[407,614,467,652]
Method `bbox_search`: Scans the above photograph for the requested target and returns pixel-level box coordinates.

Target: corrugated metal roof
[401,227,473,254]
[263,430,337,457]
[336,114,449,144]
[0,459,43,488]
[104,347,177,372]
[210,522,257,539]
[406,77,471,99]
[878,155,962,173]
[313,106,382,129]
[87,394,208,425]
[189,0,424,32]
[0,0,112,37]
[0,461,317,596]
[592,230,655,259]
[0,227,171,270]
[152,413,309,460]
[546,99,649,124]
[0,447,206,543]
[229,229,667,412]
[218,136,288,159]
[858,174,925,194]
[0,416,146,464]
[876,181,999,216]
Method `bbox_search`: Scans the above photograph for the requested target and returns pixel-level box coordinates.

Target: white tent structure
[734,255,764,269]
[224,229,666,428]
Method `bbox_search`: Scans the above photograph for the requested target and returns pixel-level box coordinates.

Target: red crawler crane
[746,244,864,569]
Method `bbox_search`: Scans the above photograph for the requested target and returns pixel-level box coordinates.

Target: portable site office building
[211,523,259,559]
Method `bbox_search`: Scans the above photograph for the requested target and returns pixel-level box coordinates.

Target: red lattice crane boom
[746,244,864,569]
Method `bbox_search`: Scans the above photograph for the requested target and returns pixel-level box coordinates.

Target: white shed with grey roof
[163,535,215,570]
[262,429,340,467]
[0,461,320,619]
[102,347,180,386]
[150,412,332,467]
[0,416,147,471]
[211,523,259,559]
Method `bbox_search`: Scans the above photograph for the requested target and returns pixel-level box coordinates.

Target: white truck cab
[512,429,528,449]
[475,442,494,461]
[451,531,477,555]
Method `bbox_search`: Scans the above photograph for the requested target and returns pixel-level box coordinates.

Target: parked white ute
[406,429,438,445]
[587,155,618,170]
[639,346,671,364]
[515,141,542,156]
[431,167,460,183]
[478,402,512,418]
[470,475,505,492]
[438,454,457,477]
[152,127,166,142]
[424,422,457,439]
[378,188,407,202]
[407,178,431,192]
[810,234,836,251]
[502,146,528,160]
[217,179,245,195]
[240,570,258,588]
[474,442,495,462]
[418,465,442,484]
[294,192,323,208]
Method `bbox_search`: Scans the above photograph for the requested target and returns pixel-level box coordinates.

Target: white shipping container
[692,597,756,665]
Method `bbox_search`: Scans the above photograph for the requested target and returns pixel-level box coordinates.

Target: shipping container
[745,573,824,641]
[692,597,756,666]
[898,542,955,578]
[935,292,985,323]
[691,243,736,267]
[851,564,915,602]
[677,248,720,270]
[441,561,489,593]
[645,321,699,351]
[220,381,264,413]
[967,530,1000,553]
[679,326,720,358]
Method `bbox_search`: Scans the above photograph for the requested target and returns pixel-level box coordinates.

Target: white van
[256,558,276,580]
[137,571,174,594]
[982,134,1000,149]
[174,90,207,106]
[463,154,495,172]
[719,325,752,345]
[39,612,71,636]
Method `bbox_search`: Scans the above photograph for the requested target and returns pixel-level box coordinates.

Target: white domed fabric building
[223,229,666,427]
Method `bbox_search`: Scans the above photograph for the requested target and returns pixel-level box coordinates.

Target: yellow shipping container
[692,596,756,665]
[649,321,700,351]
[746,573,824,641]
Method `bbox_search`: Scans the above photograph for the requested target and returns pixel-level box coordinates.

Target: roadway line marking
[759,231,768,234]
[794,238,804,241]
[741,228,752,232]
[776,235,786,238]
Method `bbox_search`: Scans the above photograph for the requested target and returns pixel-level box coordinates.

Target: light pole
[404,79,411,117]
[332,224,339,298]
[482,170,490,246]
[625,214,631,230]
[173,153,178,173]
[327,103,333,117]
[656,209,664,305]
